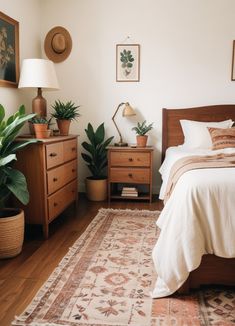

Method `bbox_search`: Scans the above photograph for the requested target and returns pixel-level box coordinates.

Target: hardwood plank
[0,194,162,326]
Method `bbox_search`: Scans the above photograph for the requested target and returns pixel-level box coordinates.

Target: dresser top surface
[16,134,78,144]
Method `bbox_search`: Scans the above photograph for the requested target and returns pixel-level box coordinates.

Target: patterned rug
[12,209,235,326]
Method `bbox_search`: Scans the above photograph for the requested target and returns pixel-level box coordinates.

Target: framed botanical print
[116,44,140,82]
[0,11,19,88]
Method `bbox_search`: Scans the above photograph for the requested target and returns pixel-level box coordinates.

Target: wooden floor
[0,194,163,326]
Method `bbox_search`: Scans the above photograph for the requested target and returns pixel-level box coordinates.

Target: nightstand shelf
[107,146,154,202]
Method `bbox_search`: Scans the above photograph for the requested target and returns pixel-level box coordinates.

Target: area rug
[12,208,235,326]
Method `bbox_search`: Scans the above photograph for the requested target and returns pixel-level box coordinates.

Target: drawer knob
[128,173,133,178]
[53,177,58,182]
[49,152,57,157]
[129,158,133,162]
[54,202,58,207]
[72,169,76,172]
[71,147,76,151]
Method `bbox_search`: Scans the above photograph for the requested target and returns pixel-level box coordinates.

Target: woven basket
[0,208,24,259]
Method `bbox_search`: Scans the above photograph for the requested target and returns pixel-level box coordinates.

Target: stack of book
[121,187,138,197]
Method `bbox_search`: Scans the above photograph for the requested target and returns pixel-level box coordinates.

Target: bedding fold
[164,153,235,204]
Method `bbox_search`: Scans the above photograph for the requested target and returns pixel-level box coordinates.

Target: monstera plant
[0,104,37,258]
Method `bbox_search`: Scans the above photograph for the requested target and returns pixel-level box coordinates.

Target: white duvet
[152,146,235,298]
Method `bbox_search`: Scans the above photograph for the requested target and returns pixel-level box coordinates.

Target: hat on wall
[44,26,72,63]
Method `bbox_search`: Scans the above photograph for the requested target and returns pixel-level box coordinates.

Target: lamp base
[114,142,128,147]
[32,87,47,117]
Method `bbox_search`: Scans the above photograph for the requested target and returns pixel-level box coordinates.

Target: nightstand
[107,146,154,202]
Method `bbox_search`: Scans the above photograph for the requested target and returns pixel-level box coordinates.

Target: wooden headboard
[162,104,235,161]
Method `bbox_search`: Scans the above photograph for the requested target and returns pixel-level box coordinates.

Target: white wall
[0,0,41,122]
[3,0,235,193]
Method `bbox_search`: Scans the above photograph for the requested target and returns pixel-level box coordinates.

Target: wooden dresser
[14,135,78,238]
[107,146,153,202]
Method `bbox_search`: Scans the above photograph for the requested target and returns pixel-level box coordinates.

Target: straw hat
[44,26,72,63]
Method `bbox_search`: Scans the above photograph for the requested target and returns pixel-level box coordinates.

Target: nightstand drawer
[46,142,64,169]
[48,180,77,221]
[63,139,77,162]
[110,168,150,183]
[110,151,150,167]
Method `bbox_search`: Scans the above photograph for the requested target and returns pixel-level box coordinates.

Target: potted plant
[0,104,37,258]
[81,122,114,201]
[51,100,80,136]
[132,120,154,147]
[30,116,50,139]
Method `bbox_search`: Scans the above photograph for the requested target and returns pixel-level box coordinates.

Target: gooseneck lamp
[112,102,136,146]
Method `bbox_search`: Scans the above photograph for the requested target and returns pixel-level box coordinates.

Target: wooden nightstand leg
[43,224,49,239]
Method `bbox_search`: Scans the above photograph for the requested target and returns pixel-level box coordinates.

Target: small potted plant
[81,123,114,201]
[30,116,50,139]
[0,104,37,258]
[132,120,154,147]
[51,100,80,136]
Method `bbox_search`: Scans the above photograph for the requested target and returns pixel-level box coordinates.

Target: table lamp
[18,58,59,117]
[112,102,136,146]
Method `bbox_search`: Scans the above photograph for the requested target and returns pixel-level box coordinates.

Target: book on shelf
[122,192,138,197]
[121,186,138,197]
[122,187,137,191]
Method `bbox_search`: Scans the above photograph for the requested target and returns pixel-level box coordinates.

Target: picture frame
[116,44,140,82]
[231,40,235,81]
[0,11,19,88]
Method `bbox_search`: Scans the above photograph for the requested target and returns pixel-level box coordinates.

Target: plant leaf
[3,167,29,205]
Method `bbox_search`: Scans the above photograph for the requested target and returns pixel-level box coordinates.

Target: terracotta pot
[34,124,49,139]
[0,208,24,259]
[136,135,148,147]
[56,119,71,136]
[85,178,107,201]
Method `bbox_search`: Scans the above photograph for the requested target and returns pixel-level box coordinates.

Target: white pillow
[180,119,234,149]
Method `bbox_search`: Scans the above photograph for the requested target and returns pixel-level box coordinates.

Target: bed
[152,104,235,298]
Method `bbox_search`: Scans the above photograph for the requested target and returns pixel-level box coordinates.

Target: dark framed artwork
[116,44,140,82]
[0,11,19,88]
[231,40,235,81]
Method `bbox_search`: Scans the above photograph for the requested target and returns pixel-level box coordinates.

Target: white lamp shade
[18,58,59,90]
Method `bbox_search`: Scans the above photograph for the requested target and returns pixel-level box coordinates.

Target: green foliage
[51,100,81,121]
[81,123,114,179]
[132,120,154,136]
[0,104,37,208]
[120,49,135,69]
[30,116,48,124]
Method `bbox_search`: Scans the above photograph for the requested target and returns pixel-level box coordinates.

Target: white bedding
[152,146,235,298]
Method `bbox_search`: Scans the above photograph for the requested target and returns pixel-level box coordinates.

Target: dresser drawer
[46,142,64,169]
[110,168,150,183]
[47,164,65,195]
[63,160,77,185]
[47,160,77,195]
[48,180,77,221]
[110,151,151,167]
[63,139,77,162]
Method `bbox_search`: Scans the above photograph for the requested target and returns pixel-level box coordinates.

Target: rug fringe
[98,207,160,217]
